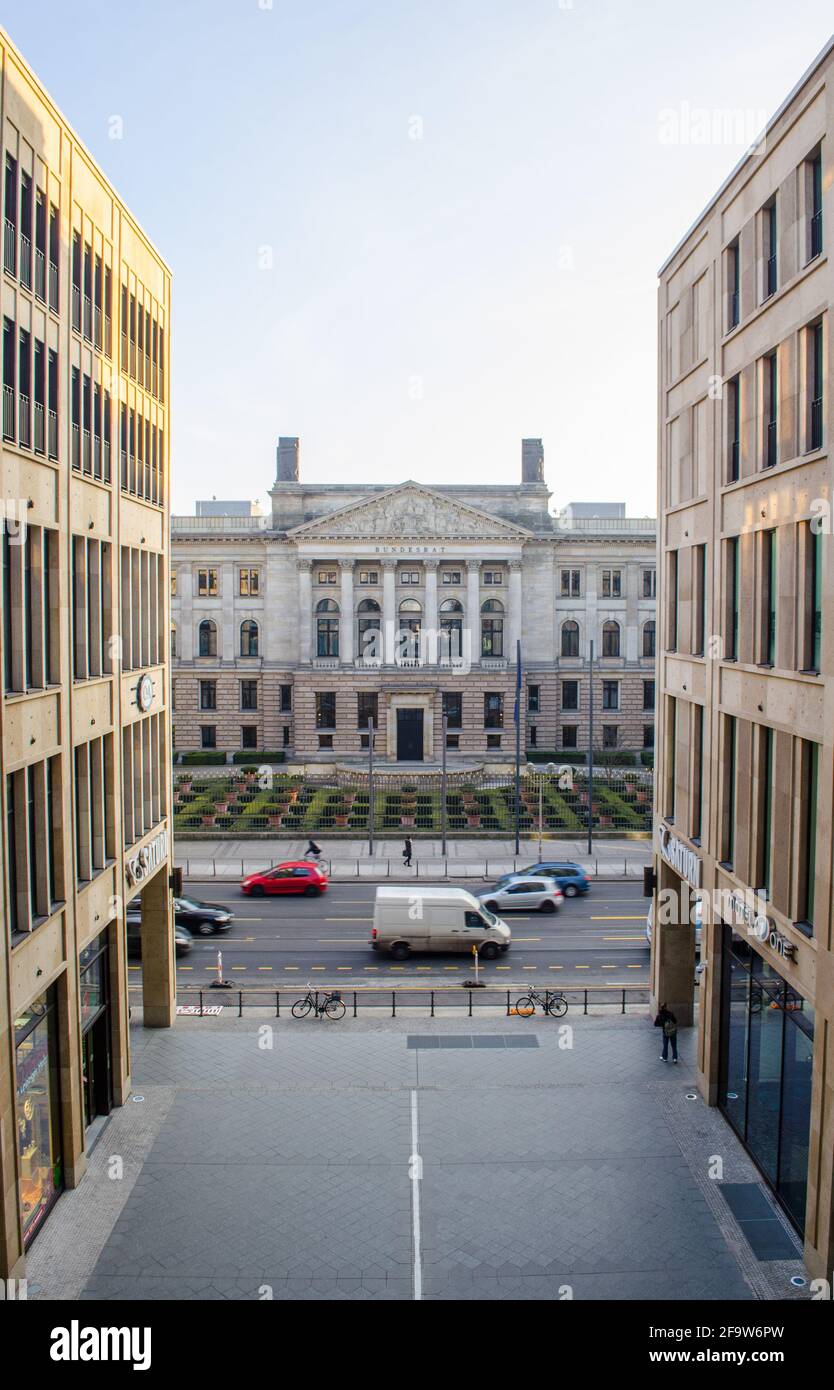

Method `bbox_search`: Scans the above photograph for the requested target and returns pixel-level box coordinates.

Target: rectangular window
[691,704,704,842]
[241,726,257,750]
[399,570,419,585]
[761,529,777,665]
[199,680,216,711]
[200,725,216,750]
[443,692,463,729]
[726,537,740,660]
[665,696,677,822]
[527,684,540,713]
[486,733,502,749]
[601,569,621,598]
[643,724,655,750]
[809,321,823,452]
[315,692,336,729]
[240,680,258,711]
[808,150,823,261]
[764,352,778,468]
[446,733,459,749]
[643,679,655,712]
[722,715,737,866]
[560,569,581,597]
[642,569,656,599]
[484,693,503,729]
[764,200,777,299]
[358,570,379,585]
[197,568,218,597]
[239,568,260,597]
[602,725,618,749]
[602,680,619,711]
[561,725,578,750]
[283,725,290,747]
[667,551,678,651]
[357,692,378,729]
[280,683,292,712]
[529,726,537,747]
[797,739,818,930]
[561,680,579,711]
[483,570,503,585]
[318,734,333,750]
[441,570,461,585]
[755,725,773,896]
[727,239,740,330]
[317,570,337,585]
[693,544,707,657]
[727,374,741,482]
[803,525,822,673]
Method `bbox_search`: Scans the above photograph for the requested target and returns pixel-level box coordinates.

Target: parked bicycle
[514,987,568,1018]
[292,986,346,1020]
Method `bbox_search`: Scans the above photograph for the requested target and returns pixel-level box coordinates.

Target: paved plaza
[26,1013,806,1302]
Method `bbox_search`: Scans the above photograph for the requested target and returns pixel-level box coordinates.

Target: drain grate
[719,1183,801,1261]
[407,1034,539,1050]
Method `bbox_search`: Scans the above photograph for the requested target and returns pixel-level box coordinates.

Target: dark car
[512,861,591,897]
[126,918,194,958]
[127,895,232,938]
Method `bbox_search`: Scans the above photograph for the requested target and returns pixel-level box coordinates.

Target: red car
[240,861,328,897]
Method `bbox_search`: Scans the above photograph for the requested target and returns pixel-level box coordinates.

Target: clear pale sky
[4,1,833,514]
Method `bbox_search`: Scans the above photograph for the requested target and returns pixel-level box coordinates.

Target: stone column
[179,565,193,660]
[508,558,523,660]
[649,859,696,1027]
[221,561,234,661]
[467,560,481,666]
[382,560,397,664]
[140,865,176,1028]
[424,558,439,665]
[339,559,354,665]
[297,559,312,665]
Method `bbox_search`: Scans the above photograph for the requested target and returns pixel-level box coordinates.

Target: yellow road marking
[549,965,564,970]
[575,964,590,970]
[178,966,193,971]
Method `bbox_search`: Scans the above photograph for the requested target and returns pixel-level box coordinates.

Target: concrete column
[140,865,176,1028]
[297,560,312,665]
[649,859,696,1027]
[467,559,481,666]
[339,559,354,665]
[508,559,523,659]
[382,561,397,664]
[424,558,439,665]
[179,565,193,661]
[221,561,234,661]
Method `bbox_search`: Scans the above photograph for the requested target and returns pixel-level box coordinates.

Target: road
[129,879,651,994]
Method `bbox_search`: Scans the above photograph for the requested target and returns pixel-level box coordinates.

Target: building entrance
[396,708,424,761]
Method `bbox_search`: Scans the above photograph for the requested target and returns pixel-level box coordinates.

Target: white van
[371,886,512,961]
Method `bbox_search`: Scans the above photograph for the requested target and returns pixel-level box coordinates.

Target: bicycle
[514,988,568,1018]
[291,986,346,1020]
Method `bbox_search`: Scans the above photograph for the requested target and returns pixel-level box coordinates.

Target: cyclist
[305,838,322,861]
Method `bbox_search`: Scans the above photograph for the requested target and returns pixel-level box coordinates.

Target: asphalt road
[129,879,651,993]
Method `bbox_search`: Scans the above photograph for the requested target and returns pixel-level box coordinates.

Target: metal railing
[72,283,81,331]
[33,400,44,454]
[811,209,823,259]
[810,397,823,452]
[765,418,778,468]
[83,294,93,341]
[176,855,649,881]
[71,422,80,469]
[19,233,31,288]
[170,984,651,1018]
[729,290,739,330]
[3,384,15,441]
[4,218,16,275]
[34,247,46,301]
[48,261,58,310]
[94,304,102,350]
[17,393,30,448]
[766,253,777,298]
[48,408,58,459]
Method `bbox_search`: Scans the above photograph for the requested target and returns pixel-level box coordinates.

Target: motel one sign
[656,825,702,888]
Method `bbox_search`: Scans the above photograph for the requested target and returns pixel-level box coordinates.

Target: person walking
[402,837,413,868]
[654,1003,679,1063]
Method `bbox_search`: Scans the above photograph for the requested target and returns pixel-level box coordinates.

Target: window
[763,200,777,299]
[602,681,619,711]
[797,739,818,929]
[199,680,216,711]
[446,734,459,749]
[399,570,420,584]
[727,537,740,660]
[644,724,655,750]
[755,725,773,895]
[240,619,259,657]
[170,625,177,659]
[764,352,778,468]
[602,621,620,658]
[441,570,461,585]
[643,679,655,712]
[721,714,736,865]
[693,545,707,657]
[4,155,17,276]
[760,530,777,665]
[3,522,60,692]
[280,684,293,712]
[283,725,290,747]
[197,568,218,597]
[481,599,504,657]
[642,620,656,659]
[486,733,502,749]
[241,726,257,750]
[803,524,822,673]
[443,692,463,729]
[74,736,113,884]
[170,569,177,597]
[484,693,503,729]
[601,569,621,598]
[201,725,216,750]
[397,599,421,659]
[667,551,678,651]
[527,684,540,713]
[529,726,537,747]
[315,599,339,658]
[808,150,823,261]
[198,619,217,658]
[691,705,704,842]
[808,321,824,452]
[665,696,678,822]
[315,692,336,729]
[560,569,581,597]
[483,570,503,585]
[317,570,337,585]
[318,734,333,750]
[357,692,378,729]
[602,725,618,749]
[240,680,258,711]
[561,680,579,711]
[727,239,740,330]
[439,599,463,660]
[120,710,166,849]
[561,620,579,658]
[727,375,741,482]
[239,568,260,597]
[6,756,63,935]
[357,598,382,659]
[641,569,656,598]
[561,725,578,750]
[358,570,379,585]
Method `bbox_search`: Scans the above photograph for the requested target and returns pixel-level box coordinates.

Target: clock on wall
[136,675,153,712]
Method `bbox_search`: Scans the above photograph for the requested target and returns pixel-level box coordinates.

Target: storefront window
[79,933,113,1130]
[719,930,814,1232]
[15,987,63,1245]
[79,943,105,1031]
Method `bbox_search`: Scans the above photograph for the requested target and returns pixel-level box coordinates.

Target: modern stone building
[171,439,656,765]
[0,28,174,1278]
[652,36,833,1276]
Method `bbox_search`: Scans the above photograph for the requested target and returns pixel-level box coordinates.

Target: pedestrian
[402,837,413,868]
[654,1002,679,1063]
[306,838,321,861]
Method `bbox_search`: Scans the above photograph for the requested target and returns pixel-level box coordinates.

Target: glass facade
[719,929,814,1230]
[14,985,63,1245]
[79,932,113,1128]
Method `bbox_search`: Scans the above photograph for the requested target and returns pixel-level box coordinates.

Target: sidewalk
[25,1013,806,1302]
[175,836,652,881]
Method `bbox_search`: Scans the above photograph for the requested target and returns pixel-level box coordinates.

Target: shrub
[179,751,227,766]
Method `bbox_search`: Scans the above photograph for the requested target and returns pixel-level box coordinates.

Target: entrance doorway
[396,708,424,761]
[79,932,114,1130]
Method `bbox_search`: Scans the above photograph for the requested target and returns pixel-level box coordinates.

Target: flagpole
[514,638,522,858]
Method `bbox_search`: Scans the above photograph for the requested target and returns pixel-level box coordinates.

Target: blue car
[514,861,591,897]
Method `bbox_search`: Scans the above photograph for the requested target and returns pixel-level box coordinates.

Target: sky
[4,0,833,515]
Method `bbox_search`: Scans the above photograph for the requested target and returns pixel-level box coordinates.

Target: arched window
[481,598,504,658]
[198,619,217,657]
[561,620,579,658]
[170,624,177,659]
[602,620,621,658]
[398,599,422,660]
[357,598,381,659]
[315,598,339,658]
[642,620,656,659]
[240,619,259,657]
[440,598,464,660]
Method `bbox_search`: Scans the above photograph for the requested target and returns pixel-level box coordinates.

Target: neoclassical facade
[171,439,657,763]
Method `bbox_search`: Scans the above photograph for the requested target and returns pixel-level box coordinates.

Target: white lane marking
[410,1090,423,1302]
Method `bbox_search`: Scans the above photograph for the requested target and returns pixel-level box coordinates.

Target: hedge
[232,751,286,764]
[178,751,227,766]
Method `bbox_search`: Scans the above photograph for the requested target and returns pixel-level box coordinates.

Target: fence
[177,855,649,881]
[173,764,653,837]
[168,985,651,1017]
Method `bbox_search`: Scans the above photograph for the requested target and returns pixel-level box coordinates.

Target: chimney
[275,436,300,483]
[521,438,544,484]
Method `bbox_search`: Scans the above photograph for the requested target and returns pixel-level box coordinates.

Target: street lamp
[526,761,558,861]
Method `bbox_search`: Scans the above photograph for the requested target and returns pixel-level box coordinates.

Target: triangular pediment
[287,482,532,541]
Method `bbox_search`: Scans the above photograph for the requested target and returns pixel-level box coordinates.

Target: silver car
[479,876,564,914]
